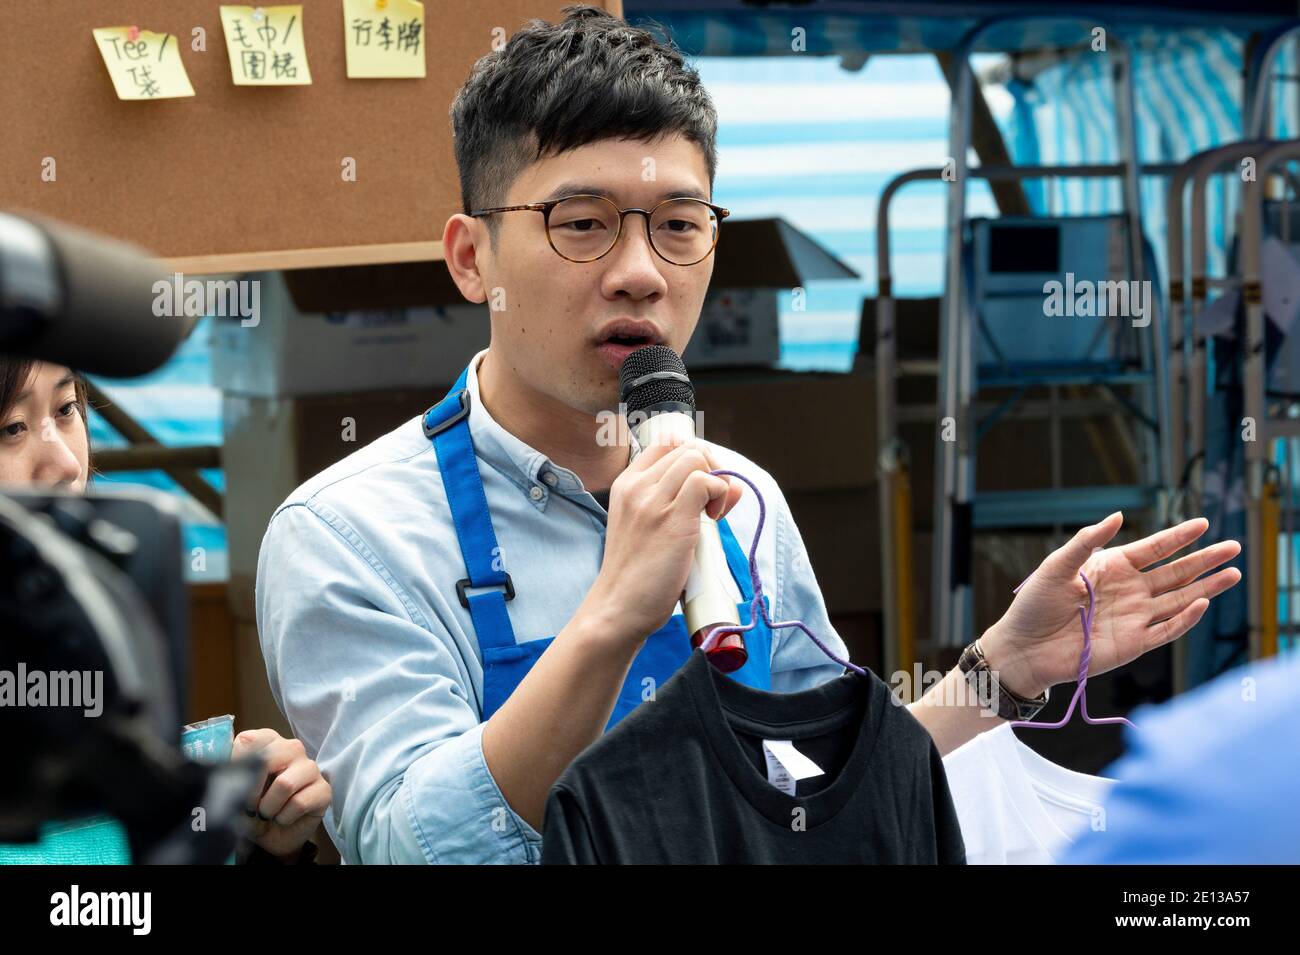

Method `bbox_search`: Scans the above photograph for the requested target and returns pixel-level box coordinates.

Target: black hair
[449,4,719,250]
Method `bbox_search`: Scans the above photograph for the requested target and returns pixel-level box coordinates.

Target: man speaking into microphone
[256,6,849,864]
[256,5,1240,865]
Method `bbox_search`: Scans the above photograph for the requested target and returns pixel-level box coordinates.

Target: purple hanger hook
[700,469,869,678]
[1007,569,1138,731]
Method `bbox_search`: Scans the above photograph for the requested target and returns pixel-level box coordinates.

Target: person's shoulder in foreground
[1065,649,1300,864]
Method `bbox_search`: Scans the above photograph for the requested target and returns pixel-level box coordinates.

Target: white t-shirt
[942,723,1117,864]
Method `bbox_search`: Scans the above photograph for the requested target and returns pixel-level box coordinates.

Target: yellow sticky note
[343,0,426,79]
[219,5,312,85]
[93,27,196,100]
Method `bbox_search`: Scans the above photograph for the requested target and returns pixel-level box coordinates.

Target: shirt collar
[462,348,602,508]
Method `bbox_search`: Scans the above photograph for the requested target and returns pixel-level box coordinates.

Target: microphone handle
[684,516,748,673]
[629,411,746,673]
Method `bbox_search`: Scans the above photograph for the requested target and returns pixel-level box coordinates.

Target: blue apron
[423,364,772,731]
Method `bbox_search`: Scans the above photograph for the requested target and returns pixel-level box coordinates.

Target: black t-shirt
[541,649,966,864]
[590,487,611,511]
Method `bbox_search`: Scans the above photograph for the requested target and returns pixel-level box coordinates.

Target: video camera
[0,211,260,864]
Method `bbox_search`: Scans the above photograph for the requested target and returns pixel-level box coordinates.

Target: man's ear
[443,213,489,304]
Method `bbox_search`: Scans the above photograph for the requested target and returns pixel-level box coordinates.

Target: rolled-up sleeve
[766,482,851,693]
[256,502,541,864]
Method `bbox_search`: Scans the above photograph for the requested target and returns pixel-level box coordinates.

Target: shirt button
[529,485,544,501]
[542,471,558,487]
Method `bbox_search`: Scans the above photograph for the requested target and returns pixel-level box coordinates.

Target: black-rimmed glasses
[469,194,730,266]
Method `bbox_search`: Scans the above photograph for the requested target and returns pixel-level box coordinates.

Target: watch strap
[958,639,1049,721]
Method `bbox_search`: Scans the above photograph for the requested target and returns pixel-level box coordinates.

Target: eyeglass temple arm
[468,203,548,216]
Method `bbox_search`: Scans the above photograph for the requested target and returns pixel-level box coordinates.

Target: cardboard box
[683,287,780,368]
[211,271,490,397]
[710,217,858,288]
[683,217,857,369]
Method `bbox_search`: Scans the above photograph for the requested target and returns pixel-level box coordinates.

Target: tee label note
[343,0,426,79]
[93,28,196,100]
[219,5,313,85]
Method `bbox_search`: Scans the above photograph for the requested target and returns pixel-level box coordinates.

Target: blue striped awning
[626,4,1289,58]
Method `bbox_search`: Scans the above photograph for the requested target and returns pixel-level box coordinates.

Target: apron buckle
[456,574,515,609]
[423,389,471,439]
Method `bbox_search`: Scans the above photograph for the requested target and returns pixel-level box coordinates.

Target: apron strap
[718,515,773,688]
[422,363,765,657]
[423,364,519,652]
[717,517,756,603]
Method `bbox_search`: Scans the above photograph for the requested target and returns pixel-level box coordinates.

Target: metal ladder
[1166,21,1300,687]
[932,15,1174,650]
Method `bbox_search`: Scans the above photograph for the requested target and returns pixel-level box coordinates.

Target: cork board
[0,1,622,274]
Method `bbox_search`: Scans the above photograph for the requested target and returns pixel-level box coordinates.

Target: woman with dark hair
[0,358,91,490]
[0,356,330,864]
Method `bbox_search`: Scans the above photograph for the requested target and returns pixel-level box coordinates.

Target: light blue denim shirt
[256,348,849,864]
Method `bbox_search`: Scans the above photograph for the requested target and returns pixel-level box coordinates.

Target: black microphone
[620,345,747,673]
[0,211,188,377]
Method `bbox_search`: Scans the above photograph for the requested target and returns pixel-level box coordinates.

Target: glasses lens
[650,199,718,265]
[548,196,620,261]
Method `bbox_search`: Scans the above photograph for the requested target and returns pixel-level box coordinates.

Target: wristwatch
[957,638,1049,722]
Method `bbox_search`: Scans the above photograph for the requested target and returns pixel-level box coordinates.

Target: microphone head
[619,345,695,418]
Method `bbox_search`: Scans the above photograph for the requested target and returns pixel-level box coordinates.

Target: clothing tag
[761,740,824,796]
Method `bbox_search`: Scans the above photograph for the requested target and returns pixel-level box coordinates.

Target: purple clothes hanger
[1006,569,1137,732]
[699,469,869,678]
[698,469,1136,731]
